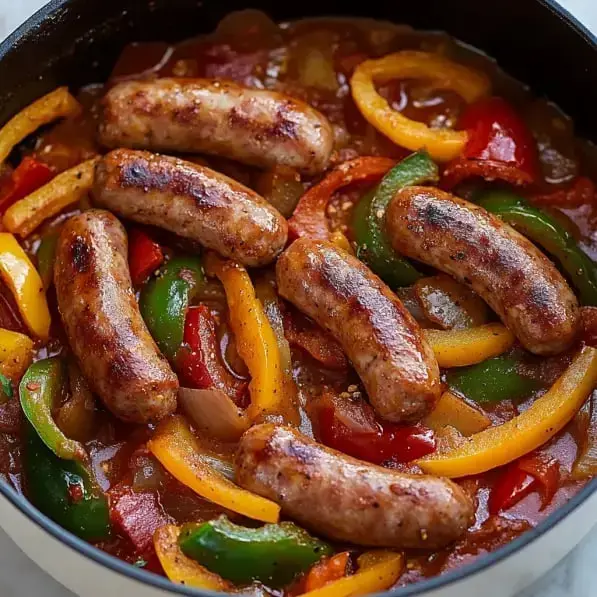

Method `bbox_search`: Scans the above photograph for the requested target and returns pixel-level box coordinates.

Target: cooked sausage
[385,187,580,355]
[276,238,440,423]
[236,424,473,549]
[98,78,334,175]
[93,149,288,267]
[54,210,178,424]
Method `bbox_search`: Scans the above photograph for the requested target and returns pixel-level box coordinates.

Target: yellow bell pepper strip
[154,524,232,591]
[0,327,34,381]
[253,274,300,416]
[329,230,354,255]
[350,51,490,161]
[148,414,280,523]
[3,158,98,238]
[300,551,404,597]
[423,391,491,437]
[55,360,96,443]
[0,233,50,339]
[205,253,300,425]
[0,87,81,165]
[424,323,515,368]
[417,346,597,477]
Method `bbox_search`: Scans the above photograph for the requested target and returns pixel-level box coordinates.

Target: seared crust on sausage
[98,78,334,175]
[236,424,474,549]
[93,149,288,267]
[276,238,440,423]
[54,210,178,424]
[386,187,580,355]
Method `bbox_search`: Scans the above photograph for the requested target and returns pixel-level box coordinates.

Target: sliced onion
[292,31,339,92]
[413,275,488,330]
[179,387,250,442]
[333,398,379,435]
[572,394,597,480]
[435,425,466,454]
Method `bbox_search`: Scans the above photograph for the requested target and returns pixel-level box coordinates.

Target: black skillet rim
[0,0,596,595]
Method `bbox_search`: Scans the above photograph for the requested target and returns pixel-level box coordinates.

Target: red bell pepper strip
[108,483,173,555]
[0,157,54,214]
[488,465,535,515]
[315,393,435,465]
[128,229,164,286]
[442,97,538,189]
[518,454,560,508]
[177,305,247,404]
[532,176,595,208]
[282,307,348,370]
[288,157,395,241]
[489,453,560,514]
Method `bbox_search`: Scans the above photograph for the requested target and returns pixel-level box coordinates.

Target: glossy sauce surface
[1,13,596,587]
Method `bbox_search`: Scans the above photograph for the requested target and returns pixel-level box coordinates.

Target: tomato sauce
[1,11,597,591]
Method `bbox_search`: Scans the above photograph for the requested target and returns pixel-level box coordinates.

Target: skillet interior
[0,0,597,595]
[2,0,597,141]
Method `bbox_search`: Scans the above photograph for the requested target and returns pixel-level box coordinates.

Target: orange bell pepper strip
[205,253,300,425]
[3,158,98,238]
[0,87,81,165]
[418,346,597,477]
[0,157,54,214]
[288,157,395,241]
[0,327,34,382]
[350,51,490,162]
[300,551,404,597]
[154,525,232,591]
[424,323,515,368]
[148,415,280,523]
[303,552,351,592]
[0,233,50,339]
[423,390,491,437]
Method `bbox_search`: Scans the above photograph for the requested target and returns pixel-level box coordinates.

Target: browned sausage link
[385,186,580,355]
[236,424,473,549]
[94,149,288,267]
[98,78,334,175]
[54,210,178,424]
[276,238,440,423]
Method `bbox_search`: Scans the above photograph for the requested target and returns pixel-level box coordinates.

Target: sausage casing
[276,238,440,423]
[54,209,178,424]
[99,78,334,175]
[236,424,474,549]
[94,149,288,267]
[385,186,580,355]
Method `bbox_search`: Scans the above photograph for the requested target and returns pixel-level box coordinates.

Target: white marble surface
[0,0,597,595]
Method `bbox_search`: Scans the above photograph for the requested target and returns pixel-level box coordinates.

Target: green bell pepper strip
[139,255,204,361]
[448,354,540,403]
[179,515,333,588]
[24,423,111,541]
[0,372,12,403]
[36,231,59,291]
[353,151,439,288]
[19,357,86,461]
[476,190,597,306]
[354,191,425,288]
